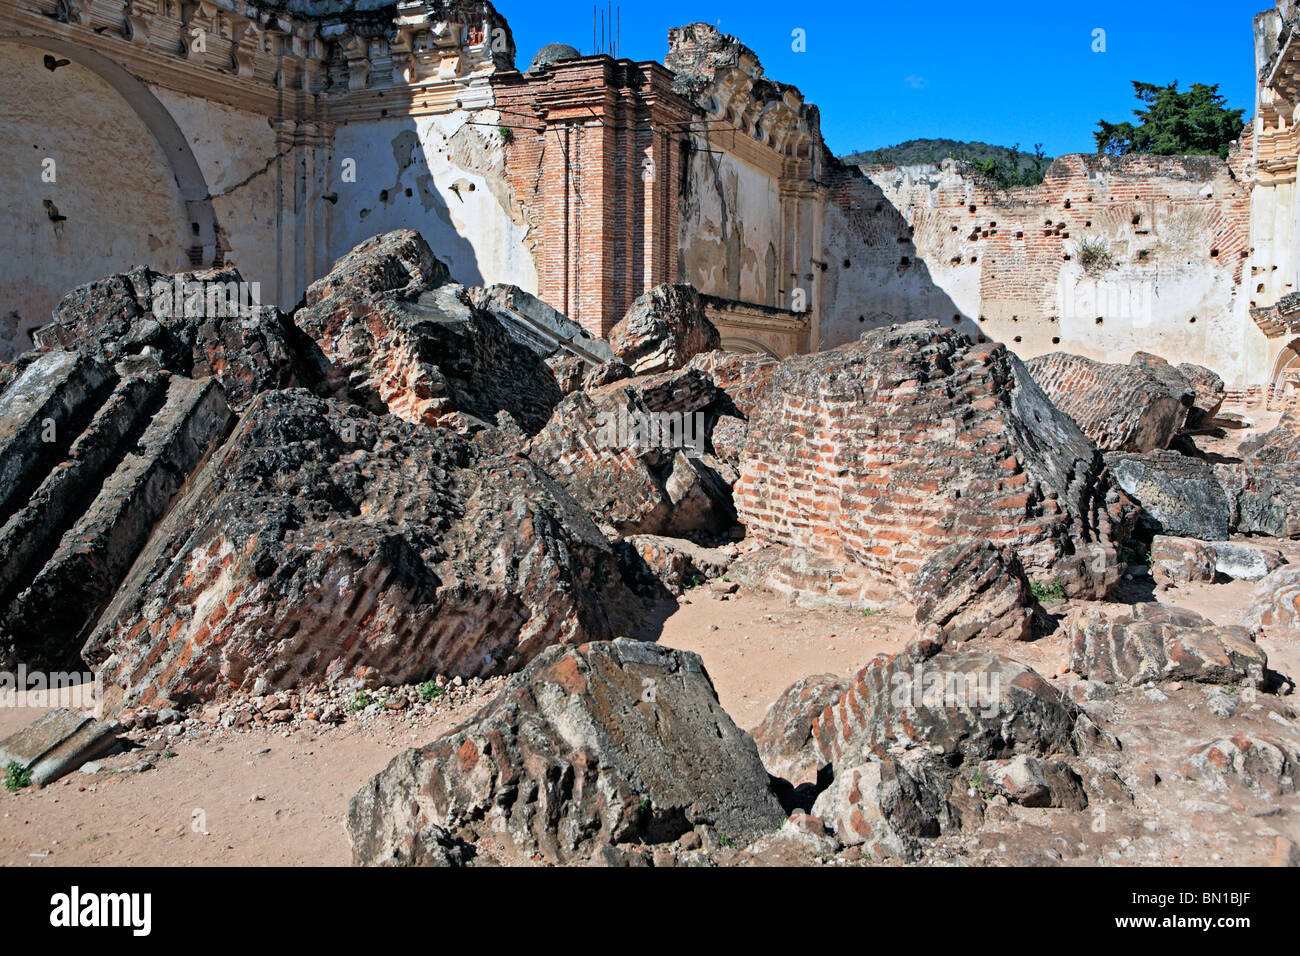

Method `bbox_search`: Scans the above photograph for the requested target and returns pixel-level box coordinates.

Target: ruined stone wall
[493,57,692,337]
[0,42,194,360]
[819,153,1267,389]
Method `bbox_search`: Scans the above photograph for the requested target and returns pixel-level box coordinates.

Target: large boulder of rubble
[910,540,1033,643]
[1244,566,1300,633]
[526,367,736,537]
[0,350,233,671]
[606,284,721,375]
[32,264,305,413]
[293,230,561,435]
[1239,409,1300,464]
[749,673,849,784]
[735,322,1132,604]
[82,388,641,710]
[1105,450,1231,540]
[1026,351,1190,452]
[347,639,787,866]
[1175,361,1226,428]
[807,639,1088,857]
[1065,604,1266,686]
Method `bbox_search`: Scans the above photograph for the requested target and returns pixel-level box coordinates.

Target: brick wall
[493,57,694,337]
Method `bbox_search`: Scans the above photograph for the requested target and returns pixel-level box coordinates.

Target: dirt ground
[1,406,1297,868]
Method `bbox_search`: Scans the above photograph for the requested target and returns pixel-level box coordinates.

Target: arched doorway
[0,35,218,358]
[1271,337,1300,404]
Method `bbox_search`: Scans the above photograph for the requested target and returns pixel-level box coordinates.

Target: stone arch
[0,33,218,262]
[721,335,781,358]
[1271,337,1300,401]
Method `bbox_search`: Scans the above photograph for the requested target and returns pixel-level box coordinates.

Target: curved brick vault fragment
[83,388,642,711]
[734,321,1134,605]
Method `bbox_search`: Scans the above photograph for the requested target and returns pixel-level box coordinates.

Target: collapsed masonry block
[468,283,615,367]
[347,640,786,865]
[1175,361,1226,428]
[1179,734,1297,797]
[0,350,233,671]
[34,265,304,414]
[735,322,1130,603]
[526,367,735,537]
[1106,450,1231,540]
[1245,566,1300,634]
[1209,540,1286,581]
[1149,535,1216,587]
[619,534,731,596]
[293,230,561,435]
[808,640,1083,857]
[1239,409,1300,465]
[1026,351,1190,452]
[1066,603,1266,685]
[606,283,722,375]
[83,388,640,709]
[1215,461,1300,538]
[911,540,1033,643]
[750,673,849,784]
[0,708,119,787]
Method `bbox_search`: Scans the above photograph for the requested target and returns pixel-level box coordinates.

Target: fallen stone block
[1066,604,1266,685]
[84,388,640,709]
[2,375,233,670]
[34,265,305,414]
[911,540,1033,642]
[1244,566,1300,634]
[1179,733,1297,797]
[810,754,949,861]
[293,230,561,435]
[1239,409,1300,465]
[736,322,1132,603]
[347,639,786,865]
[1177,362,1226,428]
[1149,535,1216,587]
[976,754,1088,810]
[0,708,119,787]
[1216,461,1300,538]
[1027,351,1190,452]
[1209,541,1286,581]
[526,367,735,537]
[1106,450,1231,540]
[607,283,721,375]
[750,673,849,784]
[620,534,732,596]
[813,639,1081,771]
[468,283,614,366]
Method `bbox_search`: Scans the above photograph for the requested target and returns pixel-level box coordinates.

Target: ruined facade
[2,0,1299,389]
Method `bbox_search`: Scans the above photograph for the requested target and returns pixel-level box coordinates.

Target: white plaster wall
[0,42,191,359]
[818,160,1270,388]
[149,88,284,303]
[678,144,783,307]
[327,111,536,292]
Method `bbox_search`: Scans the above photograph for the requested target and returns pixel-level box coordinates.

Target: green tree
[1095,81,1245,160]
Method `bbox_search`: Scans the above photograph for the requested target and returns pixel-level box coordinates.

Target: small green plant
[4,761,31,793]
[498,124,513,144]
[349,690,375,712]
[718,833,736,849]
[1077,236,1114,273]
[417,680,445,702]
[860,607,884,618]
[1030,578,1067,603]
[971,772,990,801]
[161,751,177,760]
[1120,540,1151,567]
[638,797,651,814]
[685,575,702,589]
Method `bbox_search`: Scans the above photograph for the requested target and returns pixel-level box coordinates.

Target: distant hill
[840,139,1053,188]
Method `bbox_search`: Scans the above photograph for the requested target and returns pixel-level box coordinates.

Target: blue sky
[500,0,1268,158]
